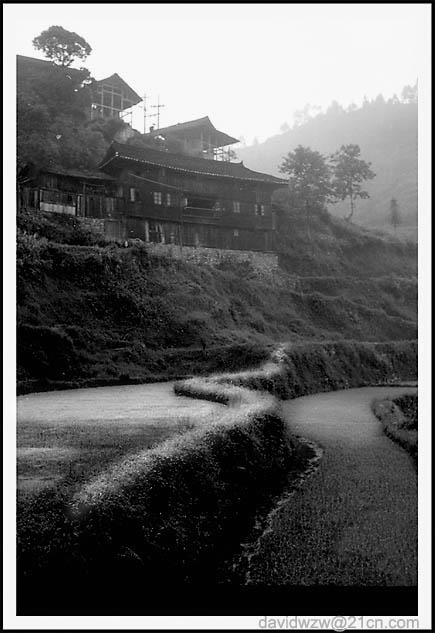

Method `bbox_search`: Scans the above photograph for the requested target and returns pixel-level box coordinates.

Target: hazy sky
[5,3,429,143]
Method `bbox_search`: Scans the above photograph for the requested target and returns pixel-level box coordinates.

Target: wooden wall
[116,163,278,214]
[123,217,274,252]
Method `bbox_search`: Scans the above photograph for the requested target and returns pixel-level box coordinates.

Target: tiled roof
[144,116,239,147]
[100,141,287,185]
[43,165,115,181]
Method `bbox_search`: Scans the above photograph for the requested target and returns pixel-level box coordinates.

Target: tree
[224,148,238,161]
[326,100,345,117]
[279,145,332,210]
[17,57,95,169]
[388,93,400,106]
[330,144,376,221]
[293,104,322,128]
[279,145,332,243]
[33,25,92,67]
[401,81,418,104]
[389,198,401,230]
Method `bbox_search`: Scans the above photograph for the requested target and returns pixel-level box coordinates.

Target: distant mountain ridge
[237,97,417,234]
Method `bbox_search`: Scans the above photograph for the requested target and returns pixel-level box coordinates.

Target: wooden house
[98,138,287,250]
[17,164,117,219]
[144,116,239,160]
[17,116,287,254]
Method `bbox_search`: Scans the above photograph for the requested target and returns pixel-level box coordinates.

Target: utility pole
[151,95,165,130]
[143,93,148,135]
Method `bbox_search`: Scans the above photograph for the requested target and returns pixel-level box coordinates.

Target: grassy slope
[17,208,417,392]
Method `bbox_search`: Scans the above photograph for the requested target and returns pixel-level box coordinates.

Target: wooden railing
[183,206,221,218]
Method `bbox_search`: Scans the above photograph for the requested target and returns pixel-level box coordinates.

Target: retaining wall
[76,216,105,234]
[145,242,279,274]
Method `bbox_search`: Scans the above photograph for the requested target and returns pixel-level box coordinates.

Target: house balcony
[125,201,275,230]
[126,202,221,224]
[219,212,275,230]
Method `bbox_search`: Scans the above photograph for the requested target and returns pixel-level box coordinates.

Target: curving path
[248,386,417,586]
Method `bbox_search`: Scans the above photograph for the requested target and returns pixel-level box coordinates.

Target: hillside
[237,96,417,236]
[17,208,417,394]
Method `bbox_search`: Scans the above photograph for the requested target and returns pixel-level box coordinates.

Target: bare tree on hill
[330,144,376,222]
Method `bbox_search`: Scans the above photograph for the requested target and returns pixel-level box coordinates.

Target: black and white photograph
[3,2,431,629]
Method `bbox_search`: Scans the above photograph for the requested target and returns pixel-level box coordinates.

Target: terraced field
[247,386,418,586]
[17,382,223,497]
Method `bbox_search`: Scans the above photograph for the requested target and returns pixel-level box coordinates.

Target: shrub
[393,394,418,428]
[372,395,417,463]
[17,323,84,380]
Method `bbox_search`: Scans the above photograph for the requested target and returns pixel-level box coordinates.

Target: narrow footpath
[248,386,417,586]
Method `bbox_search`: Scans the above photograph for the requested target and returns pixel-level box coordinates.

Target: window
[233,201,241,213]
[233,229,239,237]
[182,197,188,208]
[105,198,115,214]
[153,191,162,205]
[129,187,141,202]
[260,204,265,216]
[255,203,265,216]
[148,222,165,243]
[149,220,159,242]
[165,193,171,207]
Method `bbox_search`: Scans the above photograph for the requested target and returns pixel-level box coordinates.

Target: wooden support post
[179,203,184,253]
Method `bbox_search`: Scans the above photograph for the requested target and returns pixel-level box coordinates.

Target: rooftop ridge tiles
[105,142,287,184]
